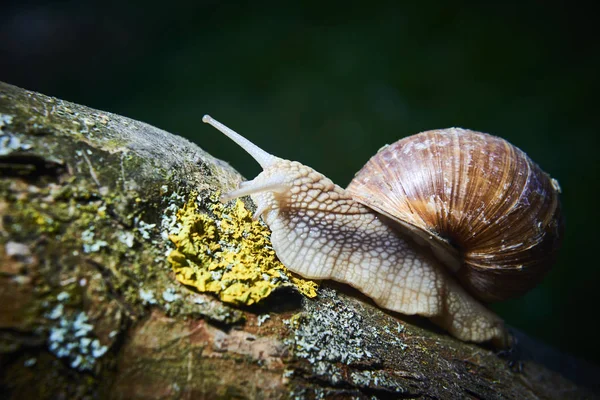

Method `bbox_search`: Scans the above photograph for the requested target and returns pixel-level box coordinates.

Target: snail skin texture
[202,115,563,346]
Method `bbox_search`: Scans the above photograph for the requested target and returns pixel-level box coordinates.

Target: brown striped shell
[347,128,563,302]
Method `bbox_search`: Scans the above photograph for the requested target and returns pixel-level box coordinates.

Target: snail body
[202,116,563,345]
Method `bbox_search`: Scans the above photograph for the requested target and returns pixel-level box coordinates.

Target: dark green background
[2,1,598,365]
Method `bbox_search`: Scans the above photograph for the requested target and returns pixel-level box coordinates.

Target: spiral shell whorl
[347,128,563,302]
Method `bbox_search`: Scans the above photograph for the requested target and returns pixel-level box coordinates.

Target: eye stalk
[202,115,279,169]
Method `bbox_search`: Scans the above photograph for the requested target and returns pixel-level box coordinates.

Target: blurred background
[1,1,598,365]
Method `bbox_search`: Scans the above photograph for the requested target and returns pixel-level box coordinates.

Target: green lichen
[167,192,318,306]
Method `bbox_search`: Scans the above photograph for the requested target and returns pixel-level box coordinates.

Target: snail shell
[347,128,563,302]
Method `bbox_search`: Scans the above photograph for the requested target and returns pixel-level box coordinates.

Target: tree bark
[0,81,597,399]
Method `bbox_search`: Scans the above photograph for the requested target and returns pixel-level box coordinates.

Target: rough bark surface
[0,81,597,399]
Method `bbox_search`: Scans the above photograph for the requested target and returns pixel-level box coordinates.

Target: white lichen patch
[161,191,186,242]
[45,303,64,320]
[257,314,271,326]
[0,113,14,128]
[0,131,32,155]
[24,358,37,367]
[139,288,157,305]
[45,294,109,371]
[287,289,407,377]
[349,370,408,393]
[118,231,135,248]
[56,291,70,302]
[136,218,156,240]
[290,299,367,366]
[162,287,181,302]
[81,227,108,253]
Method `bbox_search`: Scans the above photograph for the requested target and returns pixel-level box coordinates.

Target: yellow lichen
[167,192,318,306]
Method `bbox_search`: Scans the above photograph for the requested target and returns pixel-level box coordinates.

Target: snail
[202,115,563,346]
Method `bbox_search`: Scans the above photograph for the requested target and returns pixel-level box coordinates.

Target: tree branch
[0,81,597,399]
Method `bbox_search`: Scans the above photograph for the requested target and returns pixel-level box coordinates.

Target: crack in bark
[0,154,67,182]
